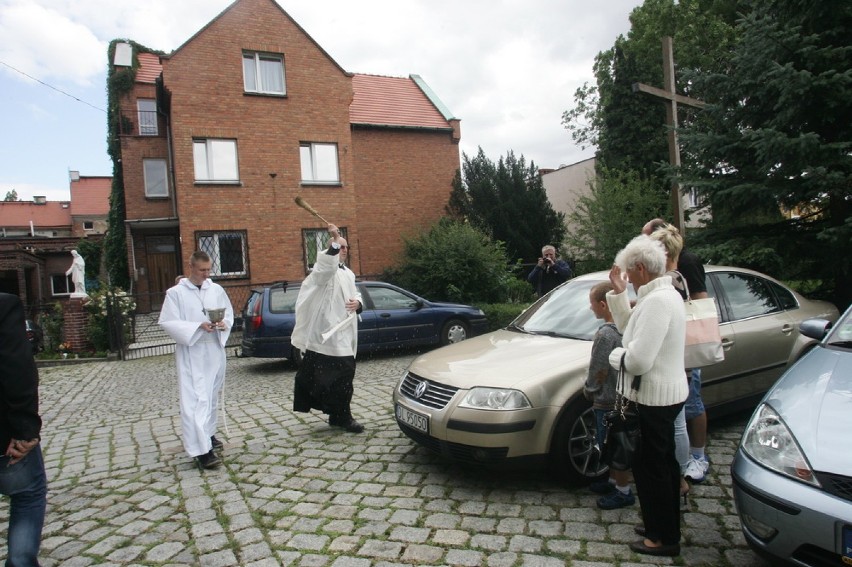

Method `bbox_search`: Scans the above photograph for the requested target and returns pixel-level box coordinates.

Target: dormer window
[242,52,285,95]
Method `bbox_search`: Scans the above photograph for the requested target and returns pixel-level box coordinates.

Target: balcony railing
[118,110,161,136]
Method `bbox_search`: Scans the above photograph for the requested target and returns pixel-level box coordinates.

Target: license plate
[396,403,429,434]
[843,525,852,565]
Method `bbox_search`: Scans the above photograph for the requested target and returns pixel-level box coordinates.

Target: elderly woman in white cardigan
[607,234,687,557]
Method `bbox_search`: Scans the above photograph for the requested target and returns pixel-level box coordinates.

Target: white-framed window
[300,143,339,184]
[193,139,239,183]
[143,158,169,197]
[243,52,285,95]
[51,274,73,296]
[137,99,158,135]
[197,231,248,278]
[302,227,347,273]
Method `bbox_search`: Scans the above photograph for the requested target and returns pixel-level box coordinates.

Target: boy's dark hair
[590,282,613,303]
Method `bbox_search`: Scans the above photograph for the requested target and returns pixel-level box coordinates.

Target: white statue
[66,250,87,296]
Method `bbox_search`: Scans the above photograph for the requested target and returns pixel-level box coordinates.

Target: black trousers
[293,350,356,418]
[633,401,684,545]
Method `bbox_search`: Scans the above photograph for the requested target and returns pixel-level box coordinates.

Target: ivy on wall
[103,39,167,289]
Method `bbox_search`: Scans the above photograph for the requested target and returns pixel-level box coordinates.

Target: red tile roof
[136,52,162,84]
[70,177,112,216]
[350,74,453,130]
[0,201,72,228]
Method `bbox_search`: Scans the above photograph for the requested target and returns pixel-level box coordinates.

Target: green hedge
[477,303,531,332]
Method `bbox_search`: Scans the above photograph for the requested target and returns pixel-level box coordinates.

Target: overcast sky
[0,0,642,202]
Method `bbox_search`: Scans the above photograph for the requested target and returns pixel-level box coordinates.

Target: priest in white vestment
[159,251,233,470]
[291,224,364,433]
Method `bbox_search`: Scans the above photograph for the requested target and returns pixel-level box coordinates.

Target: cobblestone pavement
[1,350,771,567]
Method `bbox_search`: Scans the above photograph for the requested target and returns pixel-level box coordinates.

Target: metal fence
[113,283,264,360]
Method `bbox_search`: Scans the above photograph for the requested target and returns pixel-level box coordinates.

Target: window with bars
[197,231,248,278]
[137,99,158,135]
[302,227,347,273]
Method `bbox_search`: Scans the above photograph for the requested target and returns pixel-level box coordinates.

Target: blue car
[240,281,488,362]
[732,303,852,566]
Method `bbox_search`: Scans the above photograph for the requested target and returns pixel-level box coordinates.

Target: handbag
[600,354,641,471]
[677,272,725,368]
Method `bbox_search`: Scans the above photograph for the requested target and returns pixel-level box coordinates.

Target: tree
[564,167,671,273]
[447,148,566,262]
[4,189,19,201]
[562,0,739,178]
[382,218,521,304]
[679,0,852,308]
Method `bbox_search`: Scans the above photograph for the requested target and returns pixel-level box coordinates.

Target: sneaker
[589,480,615,494]
[211,436,224,452]
[195,450,221,470]
[684,455,710,483]
[597,489,635,510]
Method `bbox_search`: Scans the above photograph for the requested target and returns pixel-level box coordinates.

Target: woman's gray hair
[614,234,667,277]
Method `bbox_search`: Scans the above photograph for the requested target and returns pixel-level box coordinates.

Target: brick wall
[352,127,460,276]
[161,0,356,283]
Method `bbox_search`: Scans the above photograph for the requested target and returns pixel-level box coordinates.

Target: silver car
[732,304,852,566]
[393,266,839,484]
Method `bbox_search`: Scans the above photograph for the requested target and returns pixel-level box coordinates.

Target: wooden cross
[632,36,705,233]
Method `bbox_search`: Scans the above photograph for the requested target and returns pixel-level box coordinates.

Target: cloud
[0,0,641,200]
[0,0,105,86]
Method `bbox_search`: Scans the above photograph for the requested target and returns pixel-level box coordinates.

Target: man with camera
[527,244,572,297]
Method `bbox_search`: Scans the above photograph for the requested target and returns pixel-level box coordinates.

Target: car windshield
[511,277,629,340]
[825,305,852,348]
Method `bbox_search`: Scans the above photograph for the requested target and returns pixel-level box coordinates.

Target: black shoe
[629,539,680,557]
[341,418,364,433]
[195,450,222,470]
[330,415,364,433]
[211,435,224,452]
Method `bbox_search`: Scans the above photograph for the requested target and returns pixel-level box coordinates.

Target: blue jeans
[0,444,47,567]
[684,368,705,420]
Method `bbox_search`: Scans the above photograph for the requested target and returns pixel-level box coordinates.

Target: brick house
[113,0,460,311]
[0,173,109,310]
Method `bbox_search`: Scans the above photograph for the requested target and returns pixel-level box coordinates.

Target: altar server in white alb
[159,250,233,470]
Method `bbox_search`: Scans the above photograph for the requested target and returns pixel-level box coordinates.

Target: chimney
[33,196,47,205]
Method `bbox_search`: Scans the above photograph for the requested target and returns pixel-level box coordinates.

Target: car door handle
[721,338,735,349]
[781,324,793,335]
[380,313,391,318]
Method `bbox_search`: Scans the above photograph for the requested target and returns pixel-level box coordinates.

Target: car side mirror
[799,318,832,340]
[413,300,424,310]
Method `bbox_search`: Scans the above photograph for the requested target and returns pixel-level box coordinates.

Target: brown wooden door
[148,253,177,310]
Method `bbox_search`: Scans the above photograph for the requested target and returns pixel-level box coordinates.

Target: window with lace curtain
[243,52,285,95]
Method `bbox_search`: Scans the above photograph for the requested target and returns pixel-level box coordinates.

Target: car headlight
[458,387,531,410]
[741,403,819,487]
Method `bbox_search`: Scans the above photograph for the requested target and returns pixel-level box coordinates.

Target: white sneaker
[684,455,710,483]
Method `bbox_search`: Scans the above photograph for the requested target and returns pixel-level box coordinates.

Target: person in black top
[0,293,48,566]
[643,219,711,484]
